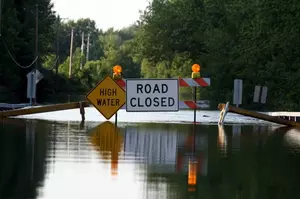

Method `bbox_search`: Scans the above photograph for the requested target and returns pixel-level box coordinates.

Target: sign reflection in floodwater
[124,124,208,176]
[40,121,146,199]
[89,121,123,177]
[2,120,300,199]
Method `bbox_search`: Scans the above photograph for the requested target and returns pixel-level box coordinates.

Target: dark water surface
[1,119,300,199]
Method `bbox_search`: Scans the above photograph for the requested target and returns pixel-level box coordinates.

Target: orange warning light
[188,160,197,185]
[192,64,200,73]
[113,65,122,74]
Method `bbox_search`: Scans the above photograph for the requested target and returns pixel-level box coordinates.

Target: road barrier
[218,102,300,127]
[115,77,211,88]
[0,101,89,118]
[84,64,210,120]
[0,64,210,124]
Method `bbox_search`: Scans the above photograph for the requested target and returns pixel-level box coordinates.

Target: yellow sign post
[86,75,126,120]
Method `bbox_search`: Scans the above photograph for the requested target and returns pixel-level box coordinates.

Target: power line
[1,36,38,69]
[35,4,39,72]
[44,55,59,71]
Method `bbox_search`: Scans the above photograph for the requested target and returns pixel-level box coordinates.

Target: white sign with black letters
[126,79,179,112]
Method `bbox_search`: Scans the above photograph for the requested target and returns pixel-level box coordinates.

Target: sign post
[191,64,201,124]
[34,69,44,84]
[233,79,243,108]
[253,85,261,103]
[260,86,268,104]
[253,85,268,104]
[125,79,179,112]
[86,75,126,120]
[112,65,123,125]
[26,69,43,105]
[26,71,36,106]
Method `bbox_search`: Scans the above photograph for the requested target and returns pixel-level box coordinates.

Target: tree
[133,0,300,110]
[0,0,56,100]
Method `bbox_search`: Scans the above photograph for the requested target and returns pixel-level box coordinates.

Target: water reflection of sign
[232,125,241,152]
[124,126,178,166]
[90,121,123,176]
[125,126,208,175]
[176,133,208,176]
[232,125,241,136]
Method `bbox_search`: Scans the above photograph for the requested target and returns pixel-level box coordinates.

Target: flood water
[1,119,300,199]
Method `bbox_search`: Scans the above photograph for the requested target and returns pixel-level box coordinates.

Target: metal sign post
[233,79,243,108]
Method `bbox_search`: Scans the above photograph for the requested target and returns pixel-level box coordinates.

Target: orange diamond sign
[86,75,125,120]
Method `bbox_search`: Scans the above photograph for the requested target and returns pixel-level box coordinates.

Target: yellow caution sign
[89,121,123,176]
[86,75,126,120]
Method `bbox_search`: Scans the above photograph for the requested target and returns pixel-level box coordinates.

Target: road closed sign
[126,79,179,112]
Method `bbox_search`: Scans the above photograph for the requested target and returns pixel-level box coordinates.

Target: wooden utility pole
[0,0,2,36]
[33,4,39,105]
[55,16,60,94]
[35,4,39,72]
[56,17,60,76]
[80,31,84,69]
[86,33,90,62]
[69,28,74,78]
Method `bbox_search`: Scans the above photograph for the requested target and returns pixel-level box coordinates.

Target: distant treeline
[1,0,299,110]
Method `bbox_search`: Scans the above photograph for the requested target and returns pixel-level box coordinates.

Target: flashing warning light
[113,65,122,74]
[192,64,200,73]
[191,64,201,78]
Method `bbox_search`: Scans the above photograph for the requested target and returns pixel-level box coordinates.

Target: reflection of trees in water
[138,124,300,199]
[208,125,300,199]
[0,119,49,199]
[48,121,95,162]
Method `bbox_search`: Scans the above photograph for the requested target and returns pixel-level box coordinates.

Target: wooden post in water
[79,101,85,127]
[193,87,196,123]
[218,103,300,127]
[115,112,118,127]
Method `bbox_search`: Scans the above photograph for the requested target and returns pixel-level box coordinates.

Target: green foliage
[0,1,140,102]
[1,0,300,110]
[132,0,300,110]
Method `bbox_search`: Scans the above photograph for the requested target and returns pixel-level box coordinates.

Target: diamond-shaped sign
[86,75,125,120]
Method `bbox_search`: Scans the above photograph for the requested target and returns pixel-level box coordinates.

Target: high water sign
[86,75,126,119]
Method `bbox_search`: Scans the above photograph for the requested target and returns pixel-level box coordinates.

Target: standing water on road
[1,119,300,198]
